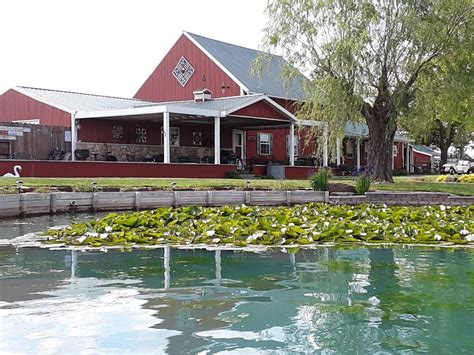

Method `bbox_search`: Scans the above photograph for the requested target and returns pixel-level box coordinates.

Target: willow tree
[402,45,474,166]
[261,0,472,182]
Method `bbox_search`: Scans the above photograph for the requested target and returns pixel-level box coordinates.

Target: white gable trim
[264,96,297,122]
[184,32,250,94]
[223,95,296,122]
[13,87,75,114]
[412,147,433,157]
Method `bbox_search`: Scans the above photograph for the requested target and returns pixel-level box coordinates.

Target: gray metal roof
[345,122,412,142]
[161,94,266,113]
[15,86,156,113]
[186,32,308,101]
[412,144,436,155]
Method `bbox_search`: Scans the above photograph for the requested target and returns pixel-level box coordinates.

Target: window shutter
[257,133,261,155]
[286,135,289,157]
[269,134,273,155]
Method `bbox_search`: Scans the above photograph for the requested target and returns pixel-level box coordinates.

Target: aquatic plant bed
[43,204,474,248]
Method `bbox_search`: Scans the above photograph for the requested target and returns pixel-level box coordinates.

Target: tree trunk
[439,143,449,167]
[366,117,396,182]
[436,121,455,167]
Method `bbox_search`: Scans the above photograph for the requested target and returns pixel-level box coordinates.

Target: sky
[0,0,267,98]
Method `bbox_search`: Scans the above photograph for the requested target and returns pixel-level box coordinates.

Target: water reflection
[0,220,473,353]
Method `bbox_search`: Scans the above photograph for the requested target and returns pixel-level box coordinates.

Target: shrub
[309,169,331,191]
[459,174,474,183]
[437,175,459,183]
[355,174,371,195]
[225,170,241,179]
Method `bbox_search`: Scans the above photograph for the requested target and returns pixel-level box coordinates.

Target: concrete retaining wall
[1,190,472,219]
[0,190,329,219]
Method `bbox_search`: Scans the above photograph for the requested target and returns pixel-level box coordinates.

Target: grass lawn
[0,175,472,195]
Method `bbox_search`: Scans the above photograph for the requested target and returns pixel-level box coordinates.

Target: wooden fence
[0,190,329,218]
[0,122,69,160]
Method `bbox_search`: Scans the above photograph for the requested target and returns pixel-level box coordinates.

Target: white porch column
[289,123,295,166]
[392,144,395,170]
[163,112,170,164]
[336,138,341,166]
[214,116,221,165]
[70,113,77,161]
[406,143,410,174]
[356,138,361,170]
[323,124,329,167]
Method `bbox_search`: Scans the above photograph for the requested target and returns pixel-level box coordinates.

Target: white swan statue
[2,165,22,177]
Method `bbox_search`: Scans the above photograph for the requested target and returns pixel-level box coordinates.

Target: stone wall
[330,191,474,206]
[76,142,214,162]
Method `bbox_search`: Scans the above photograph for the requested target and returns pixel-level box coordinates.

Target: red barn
[0,31,412,178]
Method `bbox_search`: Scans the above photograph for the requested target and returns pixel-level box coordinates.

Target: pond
[1,214,473,354]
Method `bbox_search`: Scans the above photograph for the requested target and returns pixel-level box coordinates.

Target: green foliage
[355,175,371,195]
[224,170,241,179]
[309,169,331,191]
[400,42,474,162]
[43,204,474,248]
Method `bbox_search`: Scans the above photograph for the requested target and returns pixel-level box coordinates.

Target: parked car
[442,160,474,174]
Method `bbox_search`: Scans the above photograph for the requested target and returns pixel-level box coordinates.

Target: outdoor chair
[74,149,90,161]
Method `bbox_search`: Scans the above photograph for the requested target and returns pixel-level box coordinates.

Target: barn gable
[134,34,242,102]
[134,32,308,103]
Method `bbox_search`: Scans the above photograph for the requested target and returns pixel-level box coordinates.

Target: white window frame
[161,127,180,147]
[286,135,300,157]
[258,132,272,155]
[393,144,398,157]
[346,139,354,159]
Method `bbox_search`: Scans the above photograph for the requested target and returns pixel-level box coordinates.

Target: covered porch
[73,94,297,168]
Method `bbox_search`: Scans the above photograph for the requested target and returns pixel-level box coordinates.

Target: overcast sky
[0,0,267,98]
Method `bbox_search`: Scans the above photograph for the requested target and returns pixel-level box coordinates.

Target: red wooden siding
[285,166,318,179]
[78,119,233,148]
[246,128,290,162]
[272,98,300,114]
[413,151,431,169]
[134,35,241,102]
[0,160,237,178]
[393,142,404,170]
[231,101,289,121]
[0,89,71,127]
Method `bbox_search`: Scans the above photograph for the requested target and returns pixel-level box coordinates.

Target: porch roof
[297,120,413,143]
[75,94,296,122]
[412,144,436,156]
[345,122,413,143]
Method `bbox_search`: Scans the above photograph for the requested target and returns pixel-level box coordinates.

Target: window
[161,127,180,147]
[393,144,398,157]
[257,133,272,155]
[364,141,369,159]
[346,139,354,158]
[286,135,300,157]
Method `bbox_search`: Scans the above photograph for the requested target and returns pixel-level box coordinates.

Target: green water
[0,215,473,354]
